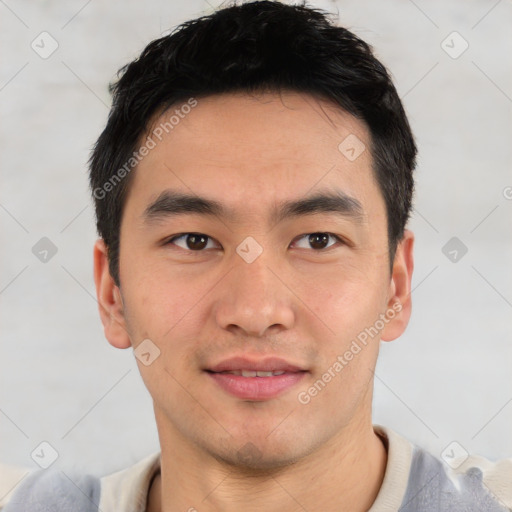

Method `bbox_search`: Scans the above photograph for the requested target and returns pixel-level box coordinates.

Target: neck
[147,414,387,512]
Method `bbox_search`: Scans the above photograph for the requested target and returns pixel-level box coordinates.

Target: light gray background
[1,0,511,477]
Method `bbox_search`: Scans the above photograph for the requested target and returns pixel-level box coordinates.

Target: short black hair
[89,0,417,287]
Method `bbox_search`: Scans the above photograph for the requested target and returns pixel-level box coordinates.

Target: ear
[381,229,414,342]
[93,238,132,349]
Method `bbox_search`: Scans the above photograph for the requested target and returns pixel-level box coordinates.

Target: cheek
[296,278,383,416]
[295,263,387,402]
[295,347,377,431]
[121,269,216,397]
[299,262,388,340]
[122,267,198,335]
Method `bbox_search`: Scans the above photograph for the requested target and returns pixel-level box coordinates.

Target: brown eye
[166,233,216,251]
[293,232,342,250]
[185,234,208,250]
[308,233,330,249]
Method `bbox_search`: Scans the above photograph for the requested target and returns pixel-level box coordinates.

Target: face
[94,91,413,469]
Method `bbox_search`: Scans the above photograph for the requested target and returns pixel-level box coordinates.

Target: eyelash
[164,232,346,252]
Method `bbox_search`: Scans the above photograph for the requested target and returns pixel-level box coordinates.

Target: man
[1,1,510,510]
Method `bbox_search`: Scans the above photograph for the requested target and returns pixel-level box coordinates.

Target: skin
[94,91,414,511]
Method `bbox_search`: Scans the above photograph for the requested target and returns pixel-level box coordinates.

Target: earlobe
[93,238,132,349]
[381,230,414,342]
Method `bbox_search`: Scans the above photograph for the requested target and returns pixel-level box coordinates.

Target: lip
[205,356,307,401]
[207,356,305,373]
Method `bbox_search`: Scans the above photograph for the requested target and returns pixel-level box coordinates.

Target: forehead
[124,91,381,223]
[145,91,370,161]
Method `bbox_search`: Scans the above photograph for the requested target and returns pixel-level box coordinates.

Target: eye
[292,232,344,250]
[165,233,219,251]
[164,232,345,252]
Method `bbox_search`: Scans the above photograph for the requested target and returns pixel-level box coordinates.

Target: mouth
[205,356,308,400]
[210,370,288,377]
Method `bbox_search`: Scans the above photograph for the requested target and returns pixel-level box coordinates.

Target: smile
[206,370,307,400]
[217,370,286,377]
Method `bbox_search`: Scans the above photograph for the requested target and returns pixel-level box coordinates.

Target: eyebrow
[142,188,364,226]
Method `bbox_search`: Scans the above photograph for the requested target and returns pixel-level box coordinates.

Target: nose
[213,249,295,338]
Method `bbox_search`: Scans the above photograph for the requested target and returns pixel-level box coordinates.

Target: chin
[209,434,313,472]
[214,446,301,472]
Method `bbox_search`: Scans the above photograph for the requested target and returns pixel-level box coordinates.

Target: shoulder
[0,462,100,512]
[98,451,161,511]
[374,426,512,512]
[0,453,160,512]
[405,447,511,511]
[0,463,30,510]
